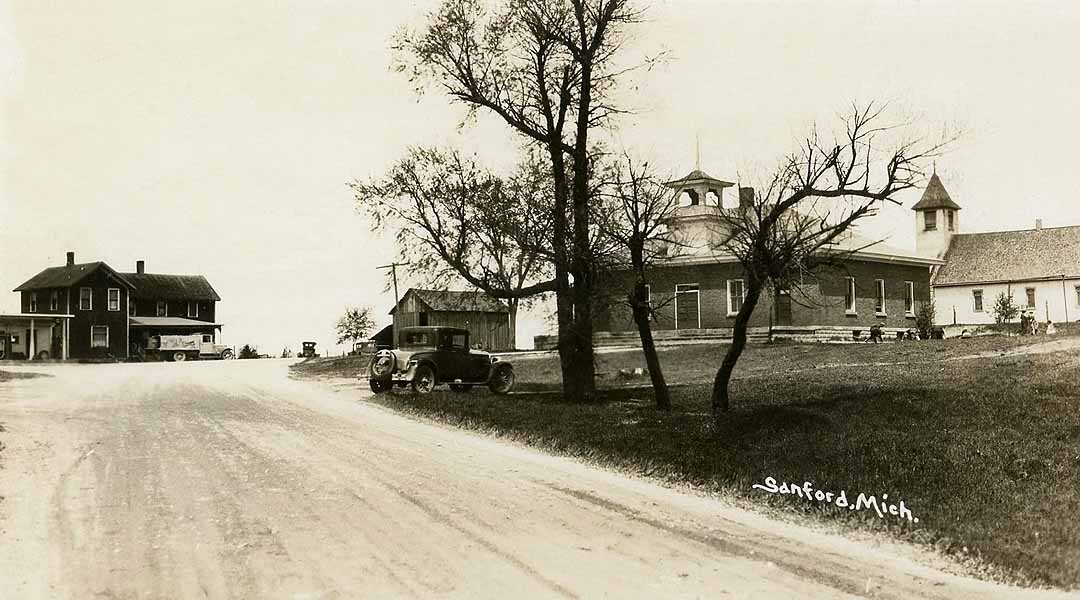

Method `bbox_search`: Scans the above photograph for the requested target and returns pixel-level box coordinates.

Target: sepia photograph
[1,0,1079,598]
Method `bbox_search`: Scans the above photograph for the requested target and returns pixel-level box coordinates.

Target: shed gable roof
[14,262,135,292]
[120,273,221,301]
[934,225,1080,285]
[391,289,508,314]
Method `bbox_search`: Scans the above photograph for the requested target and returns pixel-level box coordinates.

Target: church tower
[912,169,961,259]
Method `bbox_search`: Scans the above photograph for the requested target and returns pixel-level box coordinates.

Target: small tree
[336,306,376,346]
[915,300,936,339]
[238,344,259,359]
[281,347,293,358]
[992,292,1019,324]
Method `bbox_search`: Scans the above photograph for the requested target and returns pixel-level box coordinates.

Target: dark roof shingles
[935,225,1080,285]
[14,262,135,292]
[405,289,508,313]
[120,273,222,301]
[911,173,961,211]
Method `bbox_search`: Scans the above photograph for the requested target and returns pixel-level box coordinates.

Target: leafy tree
[238,344,259,359]
[336,306,376,346]
[281,347,293,358]
[394,0,652,401]
[992,292,1019,324]
[710,103,953,423]
[352,150,552,350]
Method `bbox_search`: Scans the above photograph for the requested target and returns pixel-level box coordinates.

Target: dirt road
[0,361,1073,599]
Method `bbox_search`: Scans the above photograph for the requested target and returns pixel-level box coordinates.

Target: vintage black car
[366,326,515,395]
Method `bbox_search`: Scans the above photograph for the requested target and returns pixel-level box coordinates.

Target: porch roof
[130,316,222,328]
[0,313,76,320]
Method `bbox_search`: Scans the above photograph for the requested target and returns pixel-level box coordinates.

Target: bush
[993,292,1020,324]
[915,301,936,339]
[238,344,259,359]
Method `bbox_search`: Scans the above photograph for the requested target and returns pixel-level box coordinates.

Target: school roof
[14,262,135,292]
[934,225,1080,286]
[390,289,508,314]
[119,273,221,301]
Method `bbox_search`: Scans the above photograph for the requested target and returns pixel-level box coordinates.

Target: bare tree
[395,0,650,401]
[351,148,552,350]
[710,103,953,424]
[596,154,683,411]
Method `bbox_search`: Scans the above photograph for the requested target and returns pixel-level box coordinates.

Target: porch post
[62,319,69,360]
[29,318,35,359]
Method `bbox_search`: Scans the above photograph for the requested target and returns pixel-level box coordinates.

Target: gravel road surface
[0,360,1073,599]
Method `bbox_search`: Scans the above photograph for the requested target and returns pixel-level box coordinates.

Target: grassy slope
[293,332,1080,589]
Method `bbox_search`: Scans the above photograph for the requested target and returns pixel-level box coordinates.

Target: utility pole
[1063,274,1069,323]
[377,262,409,308]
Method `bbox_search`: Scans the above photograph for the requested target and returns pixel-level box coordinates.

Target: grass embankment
[293,331,1080,589]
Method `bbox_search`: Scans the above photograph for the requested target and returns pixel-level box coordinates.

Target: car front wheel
[411,365,435,395]
[220,349,234,360]
[488,364,515,395]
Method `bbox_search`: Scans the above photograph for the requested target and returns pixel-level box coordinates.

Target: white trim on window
[107,288,121,312]
[156,300,167,317]
[845,277,857,314]
[904,281,915,316]
[674,283,701,329]
[50,290,59,311]
[644,284,651,307]
[129,298,136,317]
[973,289,984,313]
[874,279,887,316]
[725,279,745,317]
[187,301,199,318]
[1025,287,1036,308]
[91,325,109,348]
[79,287,92,311]
[29,292,38,313]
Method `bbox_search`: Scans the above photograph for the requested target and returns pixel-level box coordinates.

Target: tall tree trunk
[711,282,763,424]
[571,264,597,402]
[555,269,584,400]
[630,280,671,411]
[507,298,518,350]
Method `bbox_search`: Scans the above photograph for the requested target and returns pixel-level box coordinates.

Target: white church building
[913,172,1080,326]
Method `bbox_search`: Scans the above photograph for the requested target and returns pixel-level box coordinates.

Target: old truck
[146,334,234,362]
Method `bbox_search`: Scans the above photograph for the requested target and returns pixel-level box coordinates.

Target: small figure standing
[1019,311,1030,336]
[1046,319,1057,335]
[869,323,884,343]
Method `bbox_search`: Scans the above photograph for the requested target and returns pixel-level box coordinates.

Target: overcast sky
[3,0,1079,353]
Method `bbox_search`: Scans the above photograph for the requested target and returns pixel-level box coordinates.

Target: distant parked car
[365,326,514,395]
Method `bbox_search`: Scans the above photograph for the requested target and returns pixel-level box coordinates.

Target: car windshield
[400,331,436,349]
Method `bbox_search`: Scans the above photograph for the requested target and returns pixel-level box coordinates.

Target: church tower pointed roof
[911,171,961,211]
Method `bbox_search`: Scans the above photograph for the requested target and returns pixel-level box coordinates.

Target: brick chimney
[738,187,755,209]
[1035,219,1043,231]
[66,251,75,266]
[136,260,145,274]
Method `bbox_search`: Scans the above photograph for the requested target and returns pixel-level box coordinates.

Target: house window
[645,284,652,306]
[418,311,428,326]
[50,290,59,311]
[947,210,955,231]
[79,287,92,310]
[29,292,38,312]
[156,300,167,317]
[1026,287,1036,308]
[874,279,886,315]
[726,280,744,315]
[187,301,199,318]
[129,299,136,316]
[904,281,915,315]
[924,211,937,231]
[973,289,984,312]
[108,288,120,312]
[91,325,108,348]
[845,277,856,313]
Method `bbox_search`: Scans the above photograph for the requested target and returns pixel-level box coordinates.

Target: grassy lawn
[293,331,1080,589]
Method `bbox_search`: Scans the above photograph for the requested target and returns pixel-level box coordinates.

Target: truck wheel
[220,349,234,360]
[370,378,390,394]
[411,365,435,395]
[488,364,515,395]
[173,351,187,362]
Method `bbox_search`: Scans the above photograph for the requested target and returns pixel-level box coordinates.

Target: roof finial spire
[932,160,937,175]
[695,133,701,171]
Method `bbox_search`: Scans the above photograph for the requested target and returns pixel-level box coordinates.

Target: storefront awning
[129,316,222,328]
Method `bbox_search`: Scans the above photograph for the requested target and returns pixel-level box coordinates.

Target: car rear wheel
[449,384,472,393]
[411,365,435,395]
[173,351,187,362]
[488,364,515,395]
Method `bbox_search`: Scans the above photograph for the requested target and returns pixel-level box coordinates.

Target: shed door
[675,284,700,329]
[776,290,792,326]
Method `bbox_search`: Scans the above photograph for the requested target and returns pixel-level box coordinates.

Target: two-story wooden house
[7,252,222,360]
